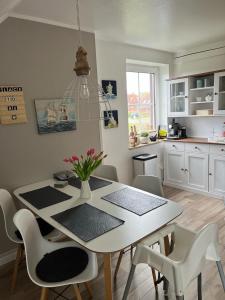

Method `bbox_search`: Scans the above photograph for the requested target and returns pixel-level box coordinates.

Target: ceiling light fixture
[74,0,90,100]
[63,0,112,123]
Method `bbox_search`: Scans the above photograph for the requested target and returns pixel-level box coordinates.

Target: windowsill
[128,139,164,150]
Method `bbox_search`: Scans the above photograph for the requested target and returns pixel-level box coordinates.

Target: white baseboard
[0,248,17,266]
[164,182,223,200]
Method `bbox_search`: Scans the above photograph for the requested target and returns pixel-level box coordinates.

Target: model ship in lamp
[35,98,76,134]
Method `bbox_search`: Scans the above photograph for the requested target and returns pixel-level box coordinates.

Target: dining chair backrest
[0,189,20,243]
[13,209,49,273]
[94,164,119,182]
[132,175,164,197]
[180,223,220,287]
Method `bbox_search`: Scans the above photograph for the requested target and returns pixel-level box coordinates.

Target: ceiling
[1,0,225,53]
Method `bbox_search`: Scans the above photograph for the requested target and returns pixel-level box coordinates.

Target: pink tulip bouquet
[64,148,107,181]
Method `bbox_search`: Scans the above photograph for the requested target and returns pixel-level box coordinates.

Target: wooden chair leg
[114,250,124,280]
[151,268,158,291]
[84,282,93,298]
[11,244,23,292]
[73,284,82,300]
[40,287,48,300]
[164,235,170,256]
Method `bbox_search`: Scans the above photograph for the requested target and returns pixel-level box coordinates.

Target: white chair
[123,223,225,300]
[13,209,98,300]
[93,164,119,182]
[132,175,164,197]
[114,175,164,282]
[0,189,62,292]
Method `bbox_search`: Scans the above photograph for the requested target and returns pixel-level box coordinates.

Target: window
[126,71,156,134]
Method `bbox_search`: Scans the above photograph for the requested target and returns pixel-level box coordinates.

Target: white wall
[172,42,225,137]
[171,116,225,138]
[0,18,101,255]
[96,40,173,184]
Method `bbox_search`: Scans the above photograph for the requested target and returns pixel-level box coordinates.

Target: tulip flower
[63,148,107,181]
[72,155,79,161]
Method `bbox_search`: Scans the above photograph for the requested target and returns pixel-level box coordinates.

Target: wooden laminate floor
[0,186,225,300]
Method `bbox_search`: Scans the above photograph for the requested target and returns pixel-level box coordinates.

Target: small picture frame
[34,98,76,134]
[103,110,118,129]
[102,80,117,100]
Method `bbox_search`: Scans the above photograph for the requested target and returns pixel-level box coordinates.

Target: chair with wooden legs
[114,175,164,286]
[0,189,62,292]
[14,209,98,300]
[93,164,119,182]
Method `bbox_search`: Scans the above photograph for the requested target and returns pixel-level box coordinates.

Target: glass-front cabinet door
[214,71,225,115]
[168,78,189,117]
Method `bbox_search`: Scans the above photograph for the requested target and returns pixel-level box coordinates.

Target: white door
[185,153,209,191]
[168,78,189,117]
[214,71,225,115]
[209,154,225,196]
[164,151,185,185]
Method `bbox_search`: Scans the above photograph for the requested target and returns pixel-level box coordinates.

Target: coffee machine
[167,118,187,139]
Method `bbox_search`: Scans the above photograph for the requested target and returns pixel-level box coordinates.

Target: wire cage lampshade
[62,0,112,123]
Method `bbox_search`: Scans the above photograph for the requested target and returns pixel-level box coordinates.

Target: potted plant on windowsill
[140,132,149,144]
[64,148,107,200]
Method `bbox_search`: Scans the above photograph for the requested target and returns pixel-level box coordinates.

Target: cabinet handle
[172,145,176,148]
[221,149,225,152]
[195,146,199,150]
[185,169,188,172]
[181,168,184,171]
[214,92,218,95]
[209,173,212,176]
[185,96,188,98]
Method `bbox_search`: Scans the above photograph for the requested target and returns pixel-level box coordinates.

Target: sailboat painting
[34,98,76,134]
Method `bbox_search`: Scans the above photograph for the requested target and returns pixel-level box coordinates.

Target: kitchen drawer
[209,144,225,155]
[165,142,185,152]
[185,143,209,153]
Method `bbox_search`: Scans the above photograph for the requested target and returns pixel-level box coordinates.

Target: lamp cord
[76,0,82,46]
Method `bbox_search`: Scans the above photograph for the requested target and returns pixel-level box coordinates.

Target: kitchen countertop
[165,137,225,145]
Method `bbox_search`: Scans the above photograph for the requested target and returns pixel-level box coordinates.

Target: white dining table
[14,177,183,300]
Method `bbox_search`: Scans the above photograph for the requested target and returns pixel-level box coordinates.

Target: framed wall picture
[34,98,76,134]
[102,80,117,99]
[103,110,118,129]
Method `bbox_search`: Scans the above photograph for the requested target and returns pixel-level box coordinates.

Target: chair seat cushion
[36,247,89,282]
[15,217,54,240]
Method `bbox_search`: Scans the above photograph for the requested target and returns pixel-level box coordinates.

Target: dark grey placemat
[102,188,167,216]
[68,176,112,191]
[51,203,124,242]
[20,186,72,209]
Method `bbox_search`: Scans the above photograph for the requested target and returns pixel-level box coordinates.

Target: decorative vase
[80,180,92,200]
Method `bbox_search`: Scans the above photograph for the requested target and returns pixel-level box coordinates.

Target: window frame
[126,64,159,134]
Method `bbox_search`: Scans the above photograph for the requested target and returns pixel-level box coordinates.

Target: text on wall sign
[0,86,27,124]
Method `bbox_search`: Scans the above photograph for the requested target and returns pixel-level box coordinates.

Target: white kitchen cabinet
[168,78,189,117]
[214,71,225,115]
[209,154,225,196]
[164,151,185,185]
[185,152,209,191]
[164,142,208,192]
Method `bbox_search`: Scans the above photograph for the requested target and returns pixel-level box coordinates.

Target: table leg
[103,253,113,300]
[164,235,170,256]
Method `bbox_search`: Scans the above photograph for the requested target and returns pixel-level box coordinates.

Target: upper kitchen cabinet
[168,69,225,117]
[214,71,225,115]
[168,78,189,117]
[189,73,214,116]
